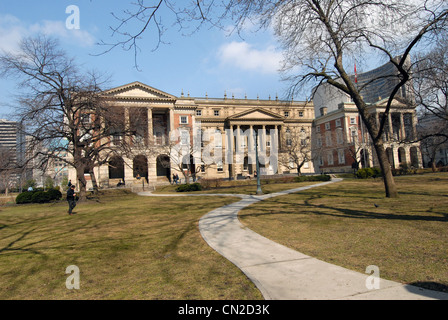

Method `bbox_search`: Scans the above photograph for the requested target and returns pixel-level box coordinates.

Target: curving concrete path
[139,179,448,300]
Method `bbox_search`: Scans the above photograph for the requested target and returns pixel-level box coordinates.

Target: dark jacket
[67,188,75,201]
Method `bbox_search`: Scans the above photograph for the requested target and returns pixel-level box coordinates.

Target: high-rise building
[0,119,26,188]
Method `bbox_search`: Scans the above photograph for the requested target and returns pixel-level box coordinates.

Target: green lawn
[0,190,262,300]
[239,172,448,293]
[3,173,447,299]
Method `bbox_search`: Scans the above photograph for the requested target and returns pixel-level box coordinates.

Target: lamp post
[254,129,263,195]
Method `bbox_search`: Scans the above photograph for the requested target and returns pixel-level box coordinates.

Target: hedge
[175,183,203,192]
[16,188,63,204]
[293,174,331,182]
[356,167,382,179]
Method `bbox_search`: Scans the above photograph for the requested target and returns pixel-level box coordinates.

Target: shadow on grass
[241,193,448,223]
[409,281,448,294]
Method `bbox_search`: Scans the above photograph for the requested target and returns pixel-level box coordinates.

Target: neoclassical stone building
[312,83,422,173]
[68,82,315,188]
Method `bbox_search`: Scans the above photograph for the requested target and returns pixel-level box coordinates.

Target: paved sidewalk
[140,179,448,300]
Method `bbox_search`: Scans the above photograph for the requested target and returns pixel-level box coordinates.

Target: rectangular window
[350,117,356,125]
[214,130,222,148]
[325,122,331,130]
[214,110,220,117]
[181,130,190,145]
[301,139,307,147]
[327,152,334,165]
[180,116,188,124]
[316,126,321,133]
[81,113,91,125]
[325,132,332,146]
[338,149,345,164]
[196,109,202,116]
[299,111,304,117]
[319,156,324,166]
[217,161,223,172]
[336,130,344,144]
[335,119,341,127]
[284,111,289,117]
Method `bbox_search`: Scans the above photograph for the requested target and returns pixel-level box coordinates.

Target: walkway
[139,179,448,300]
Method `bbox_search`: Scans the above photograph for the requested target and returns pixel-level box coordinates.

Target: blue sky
[0,0,300,118]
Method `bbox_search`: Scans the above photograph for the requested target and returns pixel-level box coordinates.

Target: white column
[387,112,393,139]
[249,125,255,166]
[169,108,175,133]
[399,112,405,141]
[260,125,266,151]
[124,107,130,145]
[236,125,241,153]
[147,107,153,145]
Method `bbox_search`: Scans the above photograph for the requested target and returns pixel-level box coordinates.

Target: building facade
[313,97,422,173]
[0,119,27,189]
[67,82,315,189]
[312,56,422,174]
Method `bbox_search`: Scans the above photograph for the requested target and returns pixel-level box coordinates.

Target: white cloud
[30,20,95,47]
[217,41,283,74]
[0,14,95,53]
[0,14,28,53]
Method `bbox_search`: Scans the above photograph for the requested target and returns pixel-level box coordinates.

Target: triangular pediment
[373,97,413,108]
[228,108,284,120]
[102,81,176,100]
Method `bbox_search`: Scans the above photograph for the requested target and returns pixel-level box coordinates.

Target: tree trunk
[76,166,88,201]
[89,167,99,193]
[373,141,398,198]
[431,160,437,172]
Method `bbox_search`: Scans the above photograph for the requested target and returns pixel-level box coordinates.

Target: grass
[154,177,318,195]
[3,172,447,299]
[239,172,448,293]
[0,189,262,300]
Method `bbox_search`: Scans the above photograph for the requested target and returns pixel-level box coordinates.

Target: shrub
[392,163,417,176]
[371,167,382,178]
[16,191,34,204]
[15,188,63,204]
[176,183,203,192]
[293,175,331,182]
[356,168,382,179]
[47,188,62,201]
[31,191,51,204]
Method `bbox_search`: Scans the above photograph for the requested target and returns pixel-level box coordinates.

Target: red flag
[354,62,358,83]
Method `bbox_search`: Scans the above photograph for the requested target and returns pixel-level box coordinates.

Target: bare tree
[413,34,448,160]
[0,35,135,200]
[278,127,313,176]
[411,32,448,170]
[417,114,448,170]
[267,1,447,197]
[414,34,448,122]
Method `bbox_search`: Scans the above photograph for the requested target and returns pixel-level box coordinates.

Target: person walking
[67,185,77,215]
